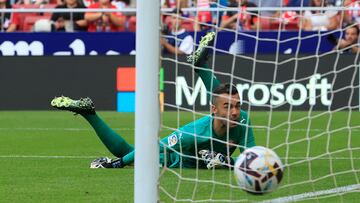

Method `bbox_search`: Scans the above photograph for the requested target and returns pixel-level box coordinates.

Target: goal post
[134,0,160,203]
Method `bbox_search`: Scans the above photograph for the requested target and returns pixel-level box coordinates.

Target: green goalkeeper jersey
[158,63,256,168]
[159,111,255,168]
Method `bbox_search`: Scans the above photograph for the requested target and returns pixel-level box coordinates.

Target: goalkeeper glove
[90,157,124,169]
[198,150,234,169]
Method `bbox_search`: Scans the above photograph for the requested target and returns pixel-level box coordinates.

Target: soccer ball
[234,146,284,194]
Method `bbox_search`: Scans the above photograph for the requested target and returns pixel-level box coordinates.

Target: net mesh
[159,2,360,202]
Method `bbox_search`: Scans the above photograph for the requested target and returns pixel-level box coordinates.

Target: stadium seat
[11,4,41,31]
[259,17,271,30]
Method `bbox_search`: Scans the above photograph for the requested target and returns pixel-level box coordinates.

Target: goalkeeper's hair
[211,83,239,105]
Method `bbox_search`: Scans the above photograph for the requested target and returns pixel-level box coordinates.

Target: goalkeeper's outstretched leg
[51,96,134,161]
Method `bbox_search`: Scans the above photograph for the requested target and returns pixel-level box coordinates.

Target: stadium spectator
[162,0,192,20]
[220,0,258,31]
[331,24,360,53]
[301,0,339,31]
[327,0,342,6]
[244,0,283,30]
[6,6,22,32]
[209,0,228,26]
[81,0,94,7]
[0,0,11,31]
[161,9,194,55]
[19,0,48,5]
[286,0,310,7]
[195,0,212,31]
[286,12,302,30]
[162,0,189,9]
[51,0,88,31]
[343,0,360,26]
[112,0,129,10]
[248,0,283,18]
[6,2,47,32]
[84,0,125,32]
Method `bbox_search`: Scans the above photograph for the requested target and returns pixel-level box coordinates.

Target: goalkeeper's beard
[217,111,240,129]
[213,116,239,136]
[212,108,240,135]
[221,118,238,128]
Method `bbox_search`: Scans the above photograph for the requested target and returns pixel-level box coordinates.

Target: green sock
[83,114,134,158]
[122,150,135,165]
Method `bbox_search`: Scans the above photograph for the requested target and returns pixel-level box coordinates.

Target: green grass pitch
[0,111,359,202]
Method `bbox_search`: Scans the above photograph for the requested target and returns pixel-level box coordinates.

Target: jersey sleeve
[159,130,196,168]
[160,127,205,156]
[159,131,183,154]
[195,64,221,96]
[9,12,20,28]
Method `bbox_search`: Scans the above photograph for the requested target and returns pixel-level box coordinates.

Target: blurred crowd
[0,0,132,32]
[163,0,360,32]
[1,0,360,32]
[0,0,360,54]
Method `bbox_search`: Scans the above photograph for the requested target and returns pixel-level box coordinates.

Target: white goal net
[159,1,360,202]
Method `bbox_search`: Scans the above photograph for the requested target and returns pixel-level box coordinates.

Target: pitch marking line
[0,127,134,131]
[0,127,358,132]
[261,184,360,203]
[0,155,98,159]
[0,155,359,160]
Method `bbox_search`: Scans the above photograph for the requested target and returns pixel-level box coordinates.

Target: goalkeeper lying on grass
[51,32,256,169]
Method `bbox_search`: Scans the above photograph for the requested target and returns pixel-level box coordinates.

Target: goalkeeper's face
[212,93,241,128]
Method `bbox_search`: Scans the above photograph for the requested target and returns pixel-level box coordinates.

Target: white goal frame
[134,0,160,203]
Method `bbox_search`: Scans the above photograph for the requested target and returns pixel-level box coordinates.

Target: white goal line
[0,127,358,132]
[0,155,359,160]
[0,127,135,131]
[0,155,98,159]
[261,184,360,203]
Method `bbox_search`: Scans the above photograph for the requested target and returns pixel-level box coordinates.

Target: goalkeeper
[51,32,256,169]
